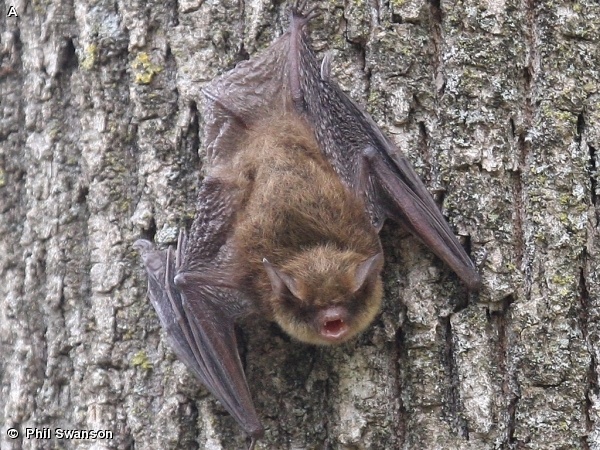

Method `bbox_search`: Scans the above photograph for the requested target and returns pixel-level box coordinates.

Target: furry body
[214,114,383,344]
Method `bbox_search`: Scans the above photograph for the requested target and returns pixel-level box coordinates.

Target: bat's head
[263,247,383,345]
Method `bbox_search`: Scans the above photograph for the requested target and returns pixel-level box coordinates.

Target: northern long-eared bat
[135,3,481,448]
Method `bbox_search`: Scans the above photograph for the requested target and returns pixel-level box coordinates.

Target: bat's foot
[292,0,308,13]
[248,428,264,450]
[290,0,319,25]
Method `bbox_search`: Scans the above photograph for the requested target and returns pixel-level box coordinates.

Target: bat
[134,3,481,447]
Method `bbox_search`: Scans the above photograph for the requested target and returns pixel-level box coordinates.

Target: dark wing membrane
[288,10,481,290]
[134,239,208,379]
[175,270,264,438]
[202,33,292,166]
[363,146,482,290]
[135,177,264,440]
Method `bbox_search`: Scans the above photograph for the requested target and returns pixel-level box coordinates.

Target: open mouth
[321,318,349,340]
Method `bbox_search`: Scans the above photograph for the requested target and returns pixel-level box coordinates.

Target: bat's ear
[263,258,303,300]
[352,253,384,293]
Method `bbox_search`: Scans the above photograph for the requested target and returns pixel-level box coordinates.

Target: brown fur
[211,113,383,345]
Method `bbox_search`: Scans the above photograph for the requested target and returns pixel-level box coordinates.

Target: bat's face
[264,247,383,345]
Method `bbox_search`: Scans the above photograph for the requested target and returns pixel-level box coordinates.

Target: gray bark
[1,0,599,449]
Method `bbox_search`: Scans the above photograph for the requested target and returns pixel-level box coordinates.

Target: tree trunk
[1,0,599,449]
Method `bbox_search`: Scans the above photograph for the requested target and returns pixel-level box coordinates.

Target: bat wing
[286,10,481,290]
[135,177,264,442]
[202,33,292,166]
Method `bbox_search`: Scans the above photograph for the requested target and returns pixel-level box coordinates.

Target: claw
[320,51,332,80]
[176,228,187,269]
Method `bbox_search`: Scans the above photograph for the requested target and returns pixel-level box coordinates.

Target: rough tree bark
[1,0,599,449]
